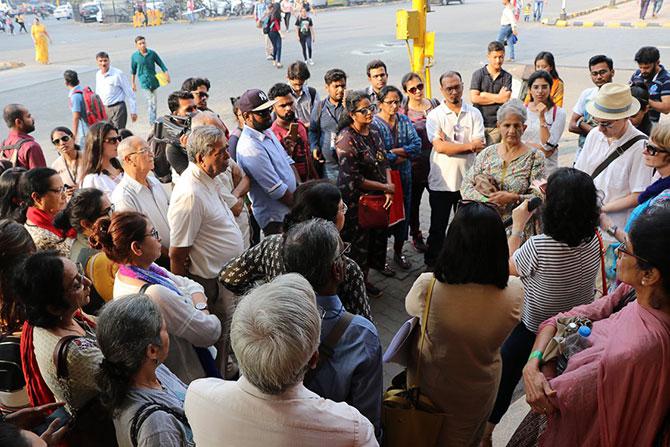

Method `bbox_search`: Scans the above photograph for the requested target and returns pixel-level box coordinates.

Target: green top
[130,49,168,91]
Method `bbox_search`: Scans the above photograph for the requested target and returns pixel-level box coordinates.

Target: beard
[24,121,35,134]
[280,111,296,122]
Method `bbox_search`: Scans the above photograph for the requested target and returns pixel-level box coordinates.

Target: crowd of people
[0,31,668,447]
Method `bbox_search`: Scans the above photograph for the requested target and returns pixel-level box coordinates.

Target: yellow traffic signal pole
[396,0,435,98]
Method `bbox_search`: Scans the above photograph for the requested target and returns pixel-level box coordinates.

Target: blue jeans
[653,0,663,14]
[144,88,157,124]
[268,30,282,63]
[497,24,515,60]
[533,0,543,20]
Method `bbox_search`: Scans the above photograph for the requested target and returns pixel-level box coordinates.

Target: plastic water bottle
[556,326,592,374]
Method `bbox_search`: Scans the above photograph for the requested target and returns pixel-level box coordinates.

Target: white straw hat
[586,83,640,120]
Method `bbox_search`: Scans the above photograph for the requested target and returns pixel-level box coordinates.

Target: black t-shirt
[295,17,312,36]
[470,65,513,128]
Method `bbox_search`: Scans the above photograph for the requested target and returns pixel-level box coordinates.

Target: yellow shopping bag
[155,72,169,87]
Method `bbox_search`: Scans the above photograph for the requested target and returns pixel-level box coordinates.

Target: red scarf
[20,312,96,408]
[26,207,76,239]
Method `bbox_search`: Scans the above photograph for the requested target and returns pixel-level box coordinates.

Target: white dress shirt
[426,102,485,192]
[168,163,244,279]
[501,5,517,27]
[82,172,123,199]
[217,159,251,249]
[574,121,653,232]
[111,173,171,249]
[185,376,378,447]
[95,66,137,114]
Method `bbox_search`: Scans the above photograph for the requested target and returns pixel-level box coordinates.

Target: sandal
[377,263,396,277]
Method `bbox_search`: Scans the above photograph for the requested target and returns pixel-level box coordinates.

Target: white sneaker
[266,55,273,60]
[308,59,314,65]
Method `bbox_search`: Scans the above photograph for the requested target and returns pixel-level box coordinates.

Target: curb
[547,18,670,27]
[541,0,639,25]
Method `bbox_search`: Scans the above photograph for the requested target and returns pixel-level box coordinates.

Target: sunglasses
[407,83,424,94]
[644,141,669,156]
[383,100,401,106]
[592,119,615,129]
[353,105,375,115]
[52,135,71,145]
[615,241,651,265]
[194,91,210,99]
[252,108,272,117]
[104,136,123,144]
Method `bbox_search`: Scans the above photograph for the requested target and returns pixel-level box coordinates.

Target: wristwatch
[606,225,618,238]
[194,302,208,311]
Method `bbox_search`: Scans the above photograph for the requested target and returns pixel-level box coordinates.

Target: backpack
[72,86,107,126]
[130,401,191,447]
[307,86,317,108]
[0,138,28,171]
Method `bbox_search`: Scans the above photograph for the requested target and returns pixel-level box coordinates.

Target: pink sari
[538,283,670,446]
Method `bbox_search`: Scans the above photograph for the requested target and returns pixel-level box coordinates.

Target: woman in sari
[521,206,670,446]
[31,17,51,65]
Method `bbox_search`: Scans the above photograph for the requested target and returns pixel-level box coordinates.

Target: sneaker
[377,263,396,277]
[266,55,273,60]
[366,282,383,299]
[276,62,283,69]
[412,235,428,253]
[394,253,412,270]
[308,59,314,65]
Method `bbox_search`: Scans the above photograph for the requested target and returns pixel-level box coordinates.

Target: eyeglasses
[68,262,86,292]
[101,203,114,217]
[383,100,401,106]
[353,105,375,115]
[127,147,152,157]
[145,227,160,241]
[615,241,651,265]
[592,119,615,129]
[104,136,122,144]
[590,69,610,77]
[48,186,67,195]
[52,135,71,145]
[336,241,351,260]
[339,202,348,214]
[644,141,669,156]
[194,91,210,99]
[407,83,424,95]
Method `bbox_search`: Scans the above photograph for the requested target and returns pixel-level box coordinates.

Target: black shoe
[366,282,383,299]
[394,253,412,270]
[377,263,396,277]
[412,236,428,253]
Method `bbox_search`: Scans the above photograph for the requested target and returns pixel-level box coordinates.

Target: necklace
[63,152,79,185]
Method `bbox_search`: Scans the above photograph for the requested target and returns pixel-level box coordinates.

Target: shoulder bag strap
[595,230,608,296]
[52,335,79,380]
[319,311,354,359]
[591,134,647,180]
[138,283,151,295]
[412,277,436,387]
[130,402,190,447]
[1,139,29,167]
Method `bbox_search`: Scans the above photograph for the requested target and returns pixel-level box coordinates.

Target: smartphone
[288,122,299,139]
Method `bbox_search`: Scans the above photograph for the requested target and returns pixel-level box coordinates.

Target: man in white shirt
[95,51,137,129]
[191,111,252,248]
[168,125,244,377]
[185,274,378,447]
[575,83,654,239]
[568,55,615,153]
[112,136,171,263]
[424,71,485,266]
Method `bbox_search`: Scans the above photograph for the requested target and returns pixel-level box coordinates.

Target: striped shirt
[513,233,601,332]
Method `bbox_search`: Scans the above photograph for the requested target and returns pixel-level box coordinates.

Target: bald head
[117,135,147,160]
[191,111,226,132]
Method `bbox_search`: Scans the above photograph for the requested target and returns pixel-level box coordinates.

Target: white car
[53,3,73,19]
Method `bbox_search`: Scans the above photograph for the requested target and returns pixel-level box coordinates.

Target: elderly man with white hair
[184,273,378,447]
[112,135,171,262]
[191,111,251,248]
[168,125,244,377]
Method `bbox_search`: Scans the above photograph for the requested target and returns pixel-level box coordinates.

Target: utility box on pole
[396,10,420,39]
[396,0,434,98]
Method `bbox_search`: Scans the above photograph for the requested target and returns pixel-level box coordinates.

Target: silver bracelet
[511,230,524,239]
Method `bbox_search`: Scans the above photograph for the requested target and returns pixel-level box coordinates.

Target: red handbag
[358,194,389,229]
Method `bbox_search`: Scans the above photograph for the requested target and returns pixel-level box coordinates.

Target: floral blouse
[218,234,372,320]
[461,144,545,224]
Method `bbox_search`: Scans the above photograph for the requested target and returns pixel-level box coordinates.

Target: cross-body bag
[590,134,647,180]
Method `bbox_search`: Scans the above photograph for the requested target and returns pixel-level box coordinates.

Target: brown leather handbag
[358,194,389,229]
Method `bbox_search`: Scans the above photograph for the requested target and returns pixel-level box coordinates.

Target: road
[0,0,667,157]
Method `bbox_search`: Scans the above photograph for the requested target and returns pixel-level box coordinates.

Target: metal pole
[411,0,429,97]
[560,0,566,20]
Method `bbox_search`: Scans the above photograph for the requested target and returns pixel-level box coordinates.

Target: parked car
[79,3,102,22]
[53,3,73,19]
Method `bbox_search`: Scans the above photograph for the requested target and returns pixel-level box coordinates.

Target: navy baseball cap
[237,89,277,113]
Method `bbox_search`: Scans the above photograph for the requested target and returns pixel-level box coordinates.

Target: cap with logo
[237,89,277,113]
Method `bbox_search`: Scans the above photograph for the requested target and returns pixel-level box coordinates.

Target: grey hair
[95,295,163,413]
[116,135,145,161]
[282,218,341,292]
[191,111,224,130]
[496,98,527,123]
[231,273,320,394]
[186,125,223,162]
